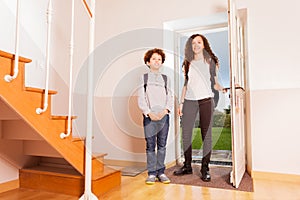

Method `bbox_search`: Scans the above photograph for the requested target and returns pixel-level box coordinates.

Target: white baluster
[4,0,20,82]
[79,0,98,199]
[36,0,53,114]
[60,0,75,139]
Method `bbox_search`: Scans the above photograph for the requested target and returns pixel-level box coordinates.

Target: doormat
[164,164,253,192]
[193,160,232,166]
[121,166,147,177]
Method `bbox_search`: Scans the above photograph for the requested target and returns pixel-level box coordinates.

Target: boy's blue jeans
[143,114,169,176]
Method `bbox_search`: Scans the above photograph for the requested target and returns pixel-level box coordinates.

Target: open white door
[228,0,246,188]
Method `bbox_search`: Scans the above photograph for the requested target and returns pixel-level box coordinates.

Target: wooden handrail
[82,0,93,18]
[25,87,57,95]
[0,50,31,63]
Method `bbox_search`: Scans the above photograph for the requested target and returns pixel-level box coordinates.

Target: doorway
[176,26,232,166]
[164,9,248,188]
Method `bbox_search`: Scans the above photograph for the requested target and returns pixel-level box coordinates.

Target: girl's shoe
[173,166,193,176]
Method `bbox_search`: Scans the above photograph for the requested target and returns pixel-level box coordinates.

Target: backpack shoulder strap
[161,74,168,95]
[143,73,148,92]
[144,73,168,95]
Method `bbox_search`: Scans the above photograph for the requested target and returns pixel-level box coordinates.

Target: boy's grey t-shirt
[138,72,173,116]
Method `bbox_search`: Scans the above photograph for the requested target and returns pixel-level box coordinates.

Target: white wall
[0,158,18,183]
[250,89,300,174]
[247,1,300,90]
[0,121,16,184]
[0,0,49,89]
[246,0,300,174]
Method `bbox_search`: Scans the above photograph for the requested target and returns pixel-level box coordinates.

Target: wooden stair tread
[93,152,108,159]
[71,137,84,142]
[25,87,57,95]
[20,165,120,180]
[20,166,82,179]
[102,166,120,176]
[93,166,121,180]
[0,50,31,63]
[51,115,78,120]
[71,136,96,142]
[20,165,121,196]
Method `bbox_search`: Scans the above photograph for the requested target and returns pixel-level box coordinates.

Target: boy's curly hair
[144,48,165,67]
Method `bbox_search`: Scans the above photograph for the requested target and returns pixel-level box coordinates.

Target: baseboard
[0,179,19,193]
[105,159,176,169]
[246,164,252,177]
[104,159,146,167]
[252,171,300,183]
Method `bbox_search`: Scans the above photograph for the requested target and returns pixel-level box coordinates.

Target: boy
[138,48,174,185]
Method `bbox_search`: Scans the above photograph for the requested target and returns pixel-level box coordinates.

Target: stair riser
[92,170,121,196]
[19,169,121,197]
[19,171,84,196]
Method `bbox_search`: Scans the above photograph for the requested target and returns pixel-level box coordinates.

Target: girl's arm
[213,65,226,93]
[178,85,187,116]
[214,76,224,91]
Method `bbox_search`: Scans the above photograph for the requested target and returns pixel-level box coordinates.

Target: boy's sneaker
[145,175,156,185]
[158,174,170,184]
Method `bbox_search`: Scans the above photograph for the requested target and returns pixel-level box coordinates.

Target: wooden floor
[1,171,300,200]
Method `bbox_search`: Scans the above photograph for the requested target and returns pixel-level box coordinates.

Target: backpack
[212,87,219,108]
[210,62,219,108]
[143,73,168,95]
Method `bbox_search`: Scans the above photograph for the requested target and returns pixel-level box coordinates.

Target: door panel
[228,0,246,188]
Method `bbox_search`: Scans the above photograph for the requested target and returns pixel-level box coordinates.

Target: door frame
[163,11,249,181]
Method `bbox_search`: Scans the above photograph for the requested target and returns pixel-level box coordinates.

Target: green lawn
[191,127,232,150]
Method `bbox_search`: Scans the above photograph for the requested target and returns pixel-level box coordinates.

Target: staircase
[0,50,121,196]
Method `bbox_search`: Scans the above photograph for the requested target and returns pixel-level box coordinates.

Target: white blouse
[185,59,213,100]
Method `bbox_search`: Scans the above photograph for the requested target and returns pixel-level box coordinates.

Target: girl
[173,34,223,182]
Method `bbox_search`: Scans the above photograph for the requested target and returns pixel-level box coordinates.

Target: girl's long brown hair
[183,34,219,84]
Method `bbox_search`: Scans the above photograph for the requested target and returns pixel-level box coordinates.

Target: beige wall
[246,0,300,174]
[0,123,16,183]
[250,89,300,174]
[0,158,18,183]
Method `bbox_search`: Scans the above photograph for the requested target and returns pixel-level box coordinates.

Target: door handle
[223,86,245,92]
[223,86,245,98]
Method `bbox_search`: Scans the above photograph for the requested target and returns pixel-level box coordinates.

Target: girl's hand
[178,104,183,116]
[214,83,225,93]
